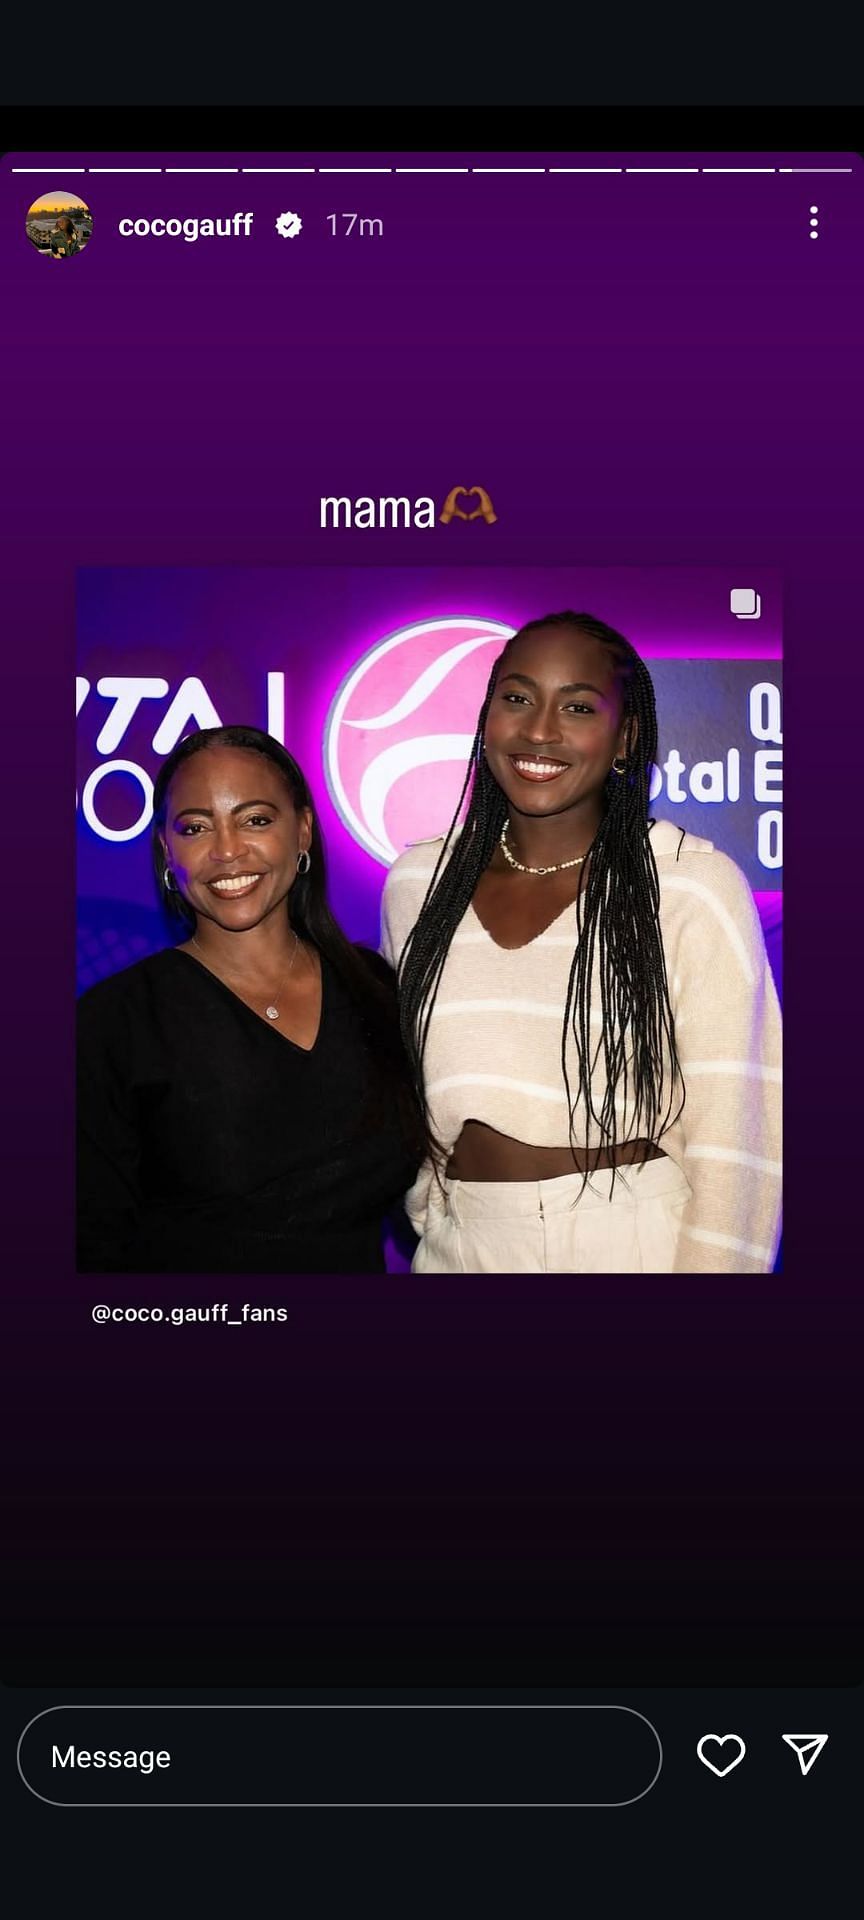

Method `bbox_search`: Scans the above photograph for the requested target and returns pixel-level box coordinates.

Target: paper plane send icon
[782,1734,829,1775]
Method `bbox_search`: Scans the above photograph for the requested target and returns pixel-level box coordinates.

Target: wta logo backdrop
[323,615,782,886]
[77,569,782,995]
[324,616,513,863]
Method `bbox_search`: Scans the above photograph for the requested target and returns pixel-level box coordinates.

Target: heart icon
[696,1734,746,1777]
[439,485,498,525]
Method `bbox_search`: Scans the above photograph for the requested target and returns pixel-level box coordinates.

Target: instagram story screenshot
[1,141,862,1838]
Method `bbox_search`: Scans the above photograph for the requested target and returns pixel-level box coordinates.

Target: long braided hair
[397,613,685,1180]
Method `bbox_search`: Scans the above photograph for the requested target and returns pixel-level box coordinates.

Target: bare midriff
[446,1120,666,1182]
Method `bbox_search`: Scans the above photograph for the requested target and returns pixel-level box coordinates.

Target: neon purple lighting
[77,569,782,979]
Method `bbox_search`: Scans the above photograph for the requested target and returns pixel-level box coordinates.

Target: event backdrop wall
[76,567,782,1006]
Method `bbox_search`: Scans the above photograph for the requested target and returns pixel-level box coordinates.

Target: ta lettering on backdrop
[75,569,782,991]
[77,661,782,879]
[76,672,287,843]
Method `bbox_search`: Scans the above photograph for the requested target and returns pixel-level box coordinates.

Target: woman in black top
[77,726,421,1272]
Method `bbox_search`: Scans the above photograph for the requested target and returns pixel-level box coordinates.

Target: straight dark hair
[396,614,685,1180]
[152,726,421,1139]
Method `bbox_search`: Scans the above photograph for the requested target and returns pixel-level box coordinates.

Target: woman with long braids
[78,726,421,1272]
[381,613,782,1274]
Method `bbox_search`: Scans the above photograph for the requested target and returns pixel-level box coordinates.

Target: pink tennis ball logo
[324,616,513,865]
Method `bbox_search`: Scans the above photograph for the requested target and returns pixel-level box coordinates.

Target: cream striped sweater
[380,820,782,1274]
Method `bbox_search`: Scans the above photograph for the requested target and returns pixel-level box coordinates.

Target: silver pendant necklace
[191,930,300,1020]
[499,818,589,877]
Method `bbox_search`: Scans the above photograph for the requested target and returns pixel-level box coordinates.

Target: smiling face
[160,746,312,933]
[483,624,632,824]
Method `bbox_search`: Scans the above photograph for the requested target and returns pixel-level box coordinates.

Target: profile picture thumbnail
[26,190,92,259]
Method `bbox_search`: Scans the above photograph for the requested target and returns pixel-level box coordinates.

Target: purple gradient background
[4,149,862,1682]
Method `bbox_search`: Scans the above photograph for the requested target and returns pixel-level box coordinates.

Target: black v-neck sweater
[77,947,419,1273]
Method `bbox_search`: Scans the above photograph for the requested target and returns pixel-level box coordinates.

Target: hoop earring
[296,849,311,875]
[164,868,177,891]
[610,756,627,776]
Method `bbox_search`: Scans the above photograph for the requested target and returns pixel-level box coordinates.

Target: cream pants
[411,1156,692,1275]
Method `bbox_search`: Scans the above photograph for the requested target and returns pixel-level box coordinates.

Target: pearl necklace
[191,930,300,1020]
[499,819,589,877]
